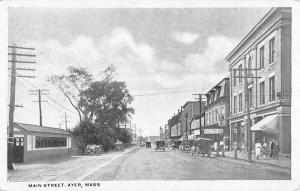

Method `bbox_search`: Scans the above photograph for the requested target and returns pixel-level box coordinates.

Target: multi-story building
[181,101,200,140]
[225,7,291,154]
[168,109,182,140]
[202,78,230,146]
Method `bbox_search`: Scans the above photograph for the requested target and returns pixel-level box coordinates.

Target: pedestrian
[262,142,268,158]
[273,141,280,159]
[220,140,225,157]
[255,142,262,160]
[270,140,275,158]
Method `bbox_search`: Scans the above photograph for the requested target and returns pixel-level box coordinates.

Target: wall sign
[204,129,223,134]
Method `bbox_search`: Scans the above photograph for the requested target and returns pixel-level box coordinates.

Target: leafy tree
[49,67,93,124]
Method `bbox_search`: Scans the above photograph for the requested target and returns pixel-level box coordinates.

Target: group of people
[255,140,280,160]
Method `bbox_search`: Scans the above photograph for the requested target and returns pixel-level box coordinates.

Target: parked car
[181,140,195,152]
[155,141,165,152]
[146,142,151,149]
[192,138,214,157]
[172,140,182,150]
[114,142,124,152]
[85,144,103,156]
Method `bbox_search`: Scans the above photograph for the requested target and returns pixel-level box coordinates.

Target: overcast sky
[8,7,270,136]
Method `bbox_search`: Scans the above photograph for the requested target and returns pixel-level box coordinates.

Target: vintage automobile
[192,138,214,157]
[114,142,124,152]
[155,141,165,152]
[146,142,151,149]
[85,144,103,156]
[181,140,195,152]
[172,140,182,150]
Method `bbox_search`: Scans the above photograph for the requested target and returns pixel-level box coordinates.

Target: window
[35,136,67,148]
[220,106,226,125]
[259,46,265,69]
[234,96,237,114]
[248,87,253,108]
[212,110,215,124]
[269,76,275,102]
[233,70,237,86]
[238,64,243,83]
[215,108,218,123]
[248,56,252,75]
[219,85,225,97]
[269,37,275,64]
[260,81,265,105]
[238,93,243,112]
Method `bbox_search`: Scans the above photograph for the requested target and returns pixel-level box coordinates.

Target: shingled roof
[14,122,71,135]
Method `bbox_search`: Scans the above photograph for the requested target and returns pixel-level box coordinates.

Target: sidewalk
[223,150,291,169]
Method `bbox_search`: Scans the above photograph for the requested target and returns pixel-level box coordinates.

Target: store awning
[251,115,278,136]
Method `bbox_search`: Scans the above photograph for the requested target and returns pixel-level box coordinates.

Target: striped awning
[251,115,278,136]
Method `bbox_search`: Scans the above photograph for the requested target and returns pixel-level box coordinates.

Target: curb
[223,154,290,170]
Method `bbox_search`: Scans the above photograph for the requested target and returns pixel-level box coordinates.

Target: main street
[8,146,290,181]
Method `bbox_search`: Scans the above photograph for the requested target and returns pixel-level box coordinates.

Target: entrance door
[13,137,24,163]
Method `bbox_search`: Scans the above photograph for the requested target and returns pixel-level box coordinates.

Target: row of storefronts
[167,7,291,155]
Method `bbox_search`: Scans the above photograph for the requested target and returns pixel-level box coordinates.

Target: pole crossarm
[8,60,36,64]
[9,75,35,78]
[232,76,261,79]
[8,53,36,57]
[9,67,36,71]
[230,68,261,71]
[8,45,35,50]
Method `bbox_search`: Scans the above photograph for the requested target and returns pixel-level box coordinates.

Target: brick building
[181,101,200,140]
[202,77,230,147]
[225,7,291,154]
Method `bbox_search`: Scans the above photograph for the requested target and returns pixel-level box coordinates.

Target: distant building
[202,78,230,146]
[12,122,72,163]
[181,101,200,140]
[225,7,291,154]
[168,109,182,140]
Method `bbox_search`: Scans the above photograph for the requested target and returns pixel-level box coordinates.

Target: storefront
[189,118,200,140]
[202,124,229,144]
[251,114,279,148]
[230,121,246,151]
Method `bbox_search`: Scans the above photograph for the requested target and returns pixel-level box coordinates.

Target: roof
[225,7,291,62]
[206,77,229,94]
[14,122,71,135]
[183,101,198,109]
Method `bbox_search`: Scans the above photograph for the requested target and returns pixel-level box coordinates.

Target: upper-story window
[248,56,252,75]
[233,95,237,114]
[269,76,275,102]
[248,87,253,108]
[259,46,265,69]
[238,64,243,83]
[238,93,243,112]
[260,81,265,105]
[233,69,237,86]
[269,37,275,64]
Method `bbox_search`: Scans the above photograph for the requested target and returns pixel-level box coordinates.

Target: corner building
[225,7,291,154]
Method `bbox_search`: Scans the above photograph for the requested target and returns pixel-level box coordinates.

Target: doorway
[13,137,24,163]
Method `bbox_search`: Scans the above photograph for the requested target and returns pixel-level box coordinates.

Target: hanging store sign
[204,129,223,134]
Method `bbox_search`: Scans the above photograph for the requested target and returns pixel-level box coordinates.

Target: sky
[8,7,270,136]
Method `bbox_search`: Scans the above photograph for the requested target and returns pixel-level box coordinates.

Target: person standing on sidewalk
[262,142,268,158]
[255,141,262,160]
[273,141,280,159]
[220,140,225,157]
[270,140,275,158]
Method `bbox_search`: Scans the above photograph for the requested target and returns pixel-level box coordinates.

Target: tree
[49,67,93,124]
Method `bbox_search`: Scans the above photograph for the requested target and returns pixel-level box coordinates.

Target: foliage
[53,65,135,152]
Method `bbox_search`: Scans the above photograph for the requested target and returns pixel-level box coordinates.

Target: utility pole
[60,112,72,130]
[185,113,188,140]
[30,89,49,126]
[193,93,206,135]
[8,44,36,170]
[232,65,261,163]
